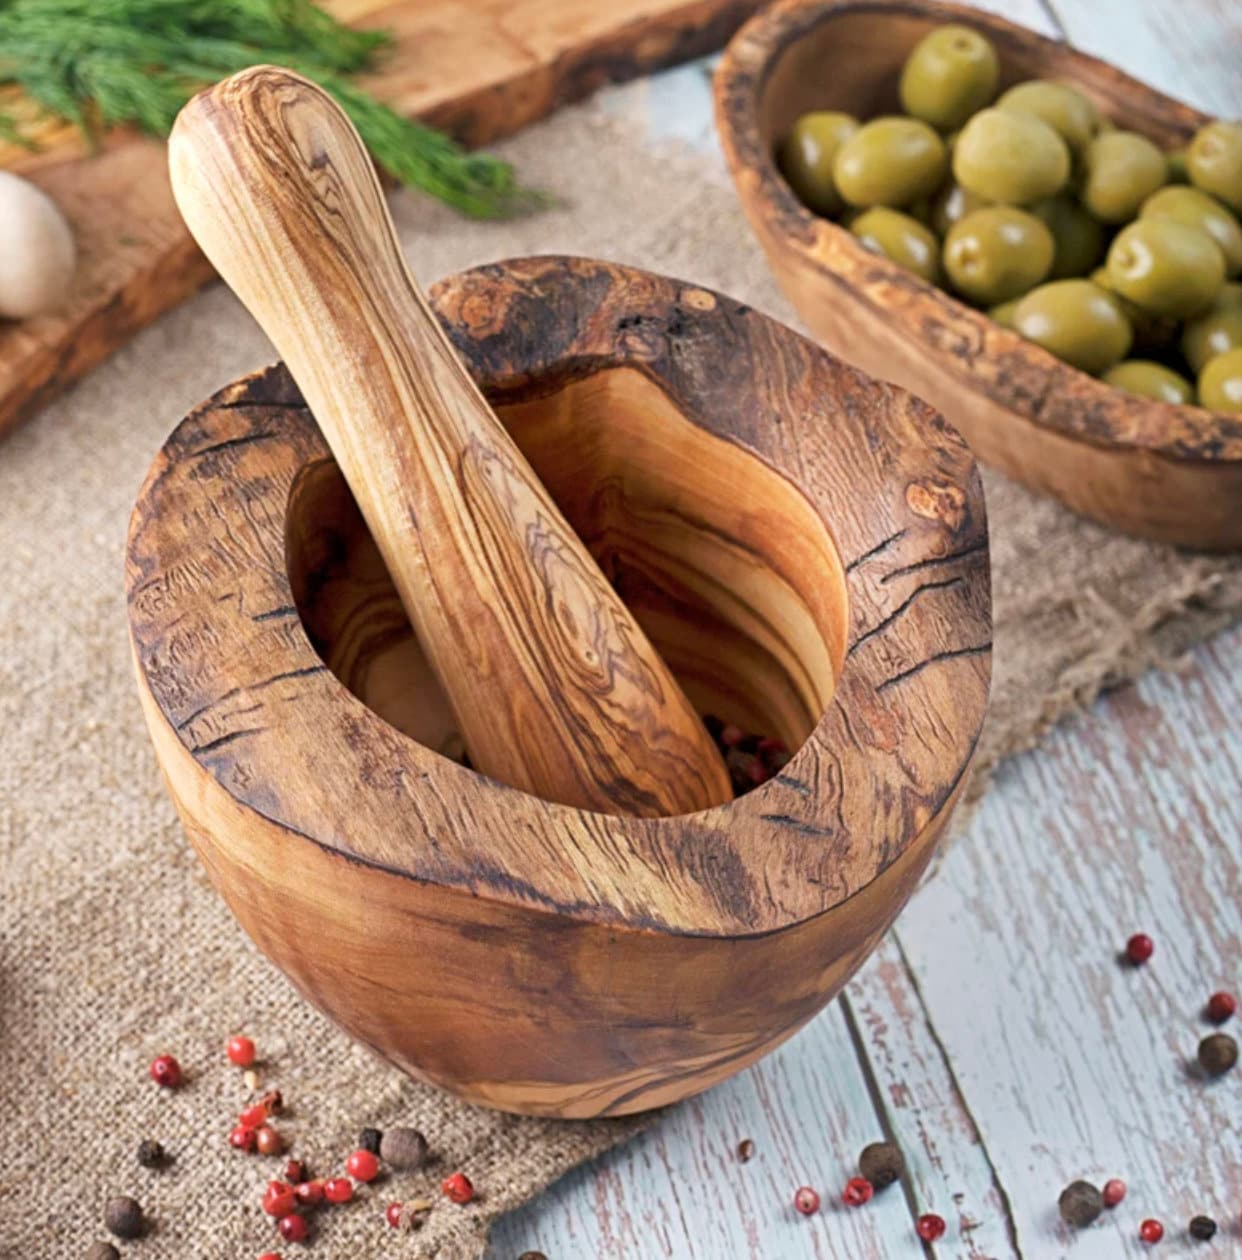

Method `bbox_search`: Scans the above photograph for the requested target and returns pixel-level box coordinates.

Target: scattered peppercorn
[295,1181,323,1208]
[843,1177,874,1206]
[226,1035,256,1067]
[442,1171,475,1204]
[260,1089,283,1114]
[244,1069,260,1092]
[1059,1180,1104,1228]
[1102,1178,1126,1208]
[380,1127,429,1170]
[518,1254,549,1260]
[793,1186,820,1216]
[255,1125,284,1156]
[858,1141,905,1189]
[1189,1216,1217,1241]
[359,1127,383,1156]
[86,1244,120,1260]
[1126,933,1155,965]
[1140,1218,1164,1243]
[263,1182,298,1218]
[916,1213,947,1241]
[1198,1032,1238,1077]
[136,1138,166,1169]
[720,723,744,747]
[148,1054,182,1088]
[104,1195,144,1240]
[385,1202,404,1229]
[285,1158,307,1184]
[346,1149,380,1182]
[240,1103,268,1129]
[323,1177,353,1205]
[278,1213,308,1242]
[258,1254,281,1260]
[1206,991,1237,1024]
[736,1138,755,1163]
[229,1123,256,1152]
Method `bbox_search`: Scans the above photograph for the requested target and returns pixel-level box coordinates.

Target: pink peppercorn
[842,1177,874,1206]
[1102,1179,1126,1208]
[793,1186,819,1216]
[149,1054,182,1088]
[1126,933,1154,965]
[917,1213,947,1241]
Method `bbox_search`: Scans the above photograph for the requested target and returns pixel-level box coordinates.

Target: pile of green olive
[776,22,1242,411]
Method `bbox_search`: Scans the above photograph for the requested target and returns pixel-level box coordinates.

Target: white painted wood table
[488,4,1242,1257]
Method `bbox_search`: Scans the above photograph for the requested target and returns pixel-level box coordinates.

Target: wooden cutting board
[0,0,761,440]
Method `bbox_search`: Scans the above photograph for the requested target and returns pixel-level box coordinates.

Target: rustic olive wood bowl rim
[126,255,992,942]
[714,0,1242,465]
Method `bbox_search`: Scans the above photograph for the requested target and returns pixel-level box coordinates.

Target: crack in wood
[846,527,908,573]
[876,643,991,693]
[879,539,988,585]
[849,576,966,657]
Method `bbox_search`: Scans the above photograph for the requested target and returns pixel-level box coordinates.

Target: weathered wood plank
[1046,0,1242,115]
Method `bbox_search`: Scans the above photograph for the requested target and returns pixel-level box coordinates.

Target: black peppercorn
[86,1245,120,1260]
[1198,1032,1238,1077]
[104,1195,144,1240]
[359,1126,383,1156]
[379,1126,429,1170]
[1058,1180,1103,1229]
[1189,1215,1217,1241]
[858,1141,905,1189]
[136,1138,166,1168]
[736,1138,754,1163]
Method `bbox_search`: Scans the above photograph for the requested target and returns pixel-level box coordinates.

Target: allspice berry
[380,1126,429,1170]
[86,1245,121,1260]
[1189,1215,1217,1240]
[104,1195,145,1239]
[858,1141,904,1189]
[1058,1180,1103,1228]
[1198,1032,1238,1077]
[254,1124,284,1156]
[136,1138,166,1168]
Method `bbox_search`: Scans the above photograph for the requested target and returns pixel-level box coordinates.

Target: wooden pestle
[167,66,731,817]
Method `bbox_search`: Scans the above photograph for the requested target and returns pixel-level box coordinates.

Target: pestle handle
[168,67,731,817]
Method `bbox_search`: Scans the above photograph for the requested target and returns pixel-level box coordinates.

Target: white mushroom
[0,170,77,320]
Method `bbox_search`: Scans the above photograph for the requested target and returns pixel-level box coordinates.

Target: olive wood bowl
[126,256,991,1118]
[715,0,1242,551]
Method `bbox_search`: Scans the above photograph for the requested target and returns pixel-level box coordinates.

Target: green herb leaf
[0,0,543,217]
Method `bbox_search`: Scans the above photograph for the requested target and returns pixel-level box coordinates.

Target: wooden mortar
[126,255,991,1117]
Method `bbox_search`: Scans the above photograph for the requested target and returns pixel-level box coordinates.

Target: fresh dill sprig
[0,0,543,217]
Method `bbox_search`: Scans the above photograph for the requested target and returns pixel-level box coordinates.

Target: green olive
[996,80,1101,153]
[953,108,1071,205]
[1089,267,1178,351]
[1105,218,1226,317]
[777,111,859,216]
[943,206,1054,304]
[989,298,1020,328]
[1182,282,1242,371]
[1199,346,1242,409]
[1187,120,1242,214]
[1030,195,1106,278]
[1081,131,1168,223]
[1140,185,1242,276]
[833,117,947,208]
[898,24,1000,132]
[1012,279,1132,374]
[1102,359,1195,404]
[930,182,988,236]
[850,207,940,281]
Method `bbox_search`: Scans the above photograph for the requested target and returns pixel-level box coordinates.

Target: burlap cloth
[3,100,1241,1258]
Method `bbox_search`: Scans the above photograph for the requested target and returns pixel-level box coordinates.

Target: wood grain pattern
[168,67,730,817]
[0,0,766,443]
[126,255,990,1117]
[714,0,1242,550]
